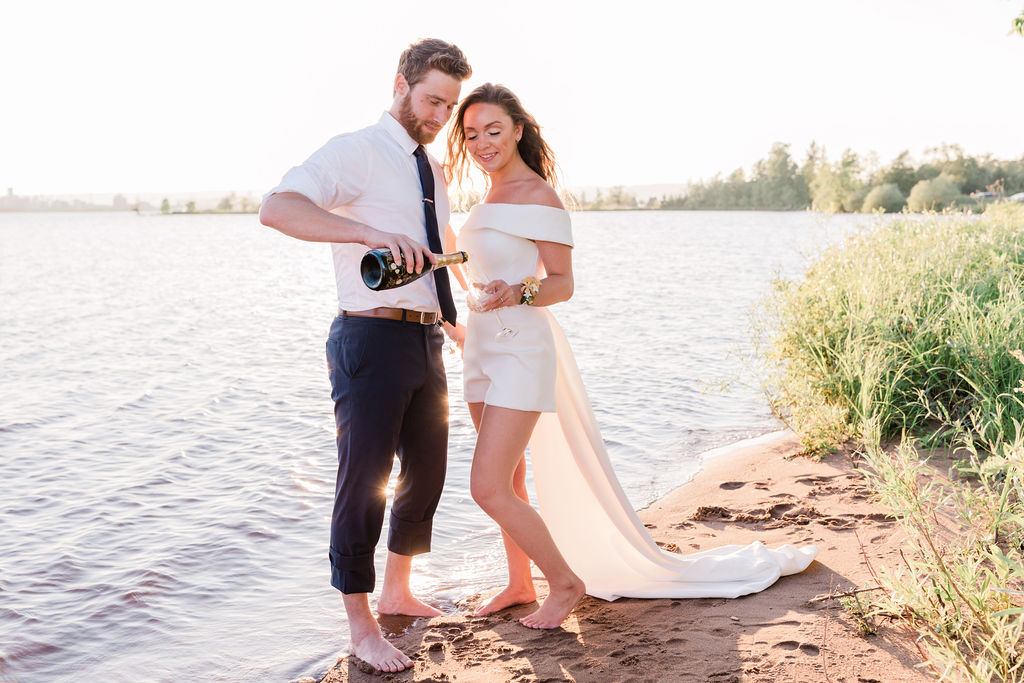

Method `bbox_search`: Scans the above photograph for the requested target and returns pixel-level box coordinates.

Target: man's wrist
[355,223,378,247]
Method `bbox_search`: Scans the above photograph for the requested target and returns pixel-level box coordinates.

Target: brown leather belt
[339,307,439,325]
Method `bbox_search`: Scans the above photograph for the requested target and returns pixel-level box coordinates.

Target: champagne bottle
[360,248,468,291]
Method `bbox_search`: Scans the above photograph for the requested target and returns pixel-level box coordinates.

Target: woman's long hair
[445,83,559,192]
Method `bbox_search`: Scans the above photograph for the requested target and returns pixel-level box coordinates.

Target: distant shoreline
[2,204,1016,216]
[0,208,261,215]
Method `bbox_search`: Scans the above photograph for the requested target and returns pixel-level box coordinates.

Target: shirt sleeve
[264,133,370,211]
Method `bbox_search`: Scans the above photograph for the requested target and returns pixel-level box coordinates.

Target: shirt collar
[379,111,420,156]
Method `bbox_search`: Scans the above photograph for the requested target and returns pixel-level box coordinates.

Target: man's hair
[396,38,472,90]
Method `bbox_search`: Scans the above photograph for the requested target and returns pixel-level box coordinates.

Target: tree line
[658,143,1024,213]
[159,193,260,214]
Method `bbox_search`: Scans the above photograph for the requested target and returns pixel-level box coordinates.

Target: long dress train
[529,312,816,601]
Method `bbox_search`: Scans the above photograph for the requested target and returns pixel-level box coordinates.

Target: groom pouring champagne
[259,39,471,674]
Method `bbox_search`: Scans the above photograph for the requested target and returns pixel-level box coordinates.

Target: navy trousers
[325,314,448,594]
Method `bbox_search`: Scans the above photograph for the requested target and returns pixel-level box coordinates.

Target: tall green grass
[762,203,1024,452]
[760,203,1024,680]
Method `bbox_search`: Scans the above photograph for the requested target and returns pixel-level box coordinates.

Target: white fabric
[531,314,817,600]
[265,112,449,313]
[460,202,818,602]
[457,204,573,412]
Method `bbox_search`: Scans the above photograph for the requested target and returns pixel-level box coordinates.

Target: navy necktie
[412,145,457,325]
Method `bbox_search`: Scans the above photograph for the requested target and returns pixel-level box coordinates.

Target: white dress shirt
[266,112,449,313]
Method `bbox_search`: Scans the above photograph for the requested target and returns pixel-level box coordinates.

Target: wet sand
[315,432,930,682]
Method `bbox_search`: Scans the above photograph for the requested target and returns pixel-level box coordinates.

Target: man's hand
[366,230,437,275]
[259,194,437,277]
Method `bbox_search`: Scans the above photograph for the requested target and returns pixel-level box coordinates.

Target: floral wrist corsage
[520,276,541,305]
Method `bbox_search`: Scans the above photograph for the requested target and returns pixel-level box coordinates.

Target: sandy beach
[313,432,933,682]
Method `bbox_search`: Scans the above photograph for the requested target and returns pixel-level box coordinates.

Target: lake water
[0,210,874,681]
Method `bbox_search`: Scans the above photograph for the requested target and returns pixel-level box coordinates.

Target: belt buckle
[418,311,431,325]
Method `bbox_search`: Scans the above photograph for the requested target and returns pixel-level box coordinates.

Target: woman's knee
[470,475,510,513]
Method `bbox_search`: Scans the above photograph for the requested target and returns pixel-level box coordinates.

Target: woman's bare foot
[350,626,413,673]
[519,578,585,629]
[377,591,443,617]
[474,583,537,616]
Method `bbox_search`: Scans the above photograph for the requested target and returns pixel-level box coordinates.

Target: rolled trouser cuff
[388,514,433,556]
[329,547,375,594]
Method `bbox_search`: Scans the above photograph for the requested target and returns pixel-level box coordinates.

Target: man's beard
[397,94,438,145]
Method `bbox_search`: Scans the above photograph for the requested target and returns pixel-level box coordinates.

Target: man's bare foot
[474,584,537,616]
[378,552,443,617]
[378,592,443,617]
[519,578,585,629]
[350,629,413,673]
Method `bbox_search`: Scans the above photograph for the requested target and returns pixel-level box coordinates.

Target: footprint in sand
[493,644,516,660]
[720,481,746,490]
[691,505,732,521]
[853,512,896,523]
[772,641,820,656]
[795,475,838,486]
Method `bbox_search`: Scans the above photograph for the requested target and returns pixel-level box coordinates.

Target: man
[260,39,471,673]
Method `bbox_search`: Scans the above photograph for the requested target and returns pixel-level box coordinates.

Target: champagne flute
[466,258,517,341]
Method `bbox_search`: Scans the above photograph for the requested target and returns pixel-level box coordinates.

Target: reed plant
[762,203,1024,451]
[760,203,1024,680]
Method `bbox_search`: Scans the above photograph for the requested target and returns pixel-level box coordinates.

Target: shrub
[861,183,906,213]
[906,174,962,212]
[841,185,869,213]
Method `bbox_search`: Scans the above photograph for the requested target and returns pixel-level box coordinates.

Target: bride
[443,83,816,629]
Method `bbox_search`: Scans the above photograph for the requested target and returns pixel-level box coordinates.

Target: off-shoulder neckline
[469,202,568,212]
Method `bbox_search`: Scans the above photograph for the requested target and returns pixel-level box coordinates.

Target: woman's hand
[443,322,467,351]
[472,280,519,311]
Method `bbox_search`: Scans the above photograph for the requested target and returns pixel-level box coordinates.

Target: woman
[445,84,816,630]
[446,82,585,629]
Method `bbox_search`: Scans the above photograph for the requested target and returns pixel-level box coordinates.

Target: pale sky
[3,0,1022,196]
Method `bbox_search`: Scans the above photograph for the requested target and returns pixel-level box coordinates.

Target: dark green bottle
[360,249,468,290]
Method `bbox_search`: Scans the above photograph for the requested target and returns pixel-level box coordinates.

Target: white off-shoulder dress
[458,203,571,412]
[457,203,818,602]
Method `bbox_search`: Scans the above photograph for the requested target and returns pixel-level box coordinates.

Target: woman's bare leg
[468,402,536,615]
[470,404,584,628]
